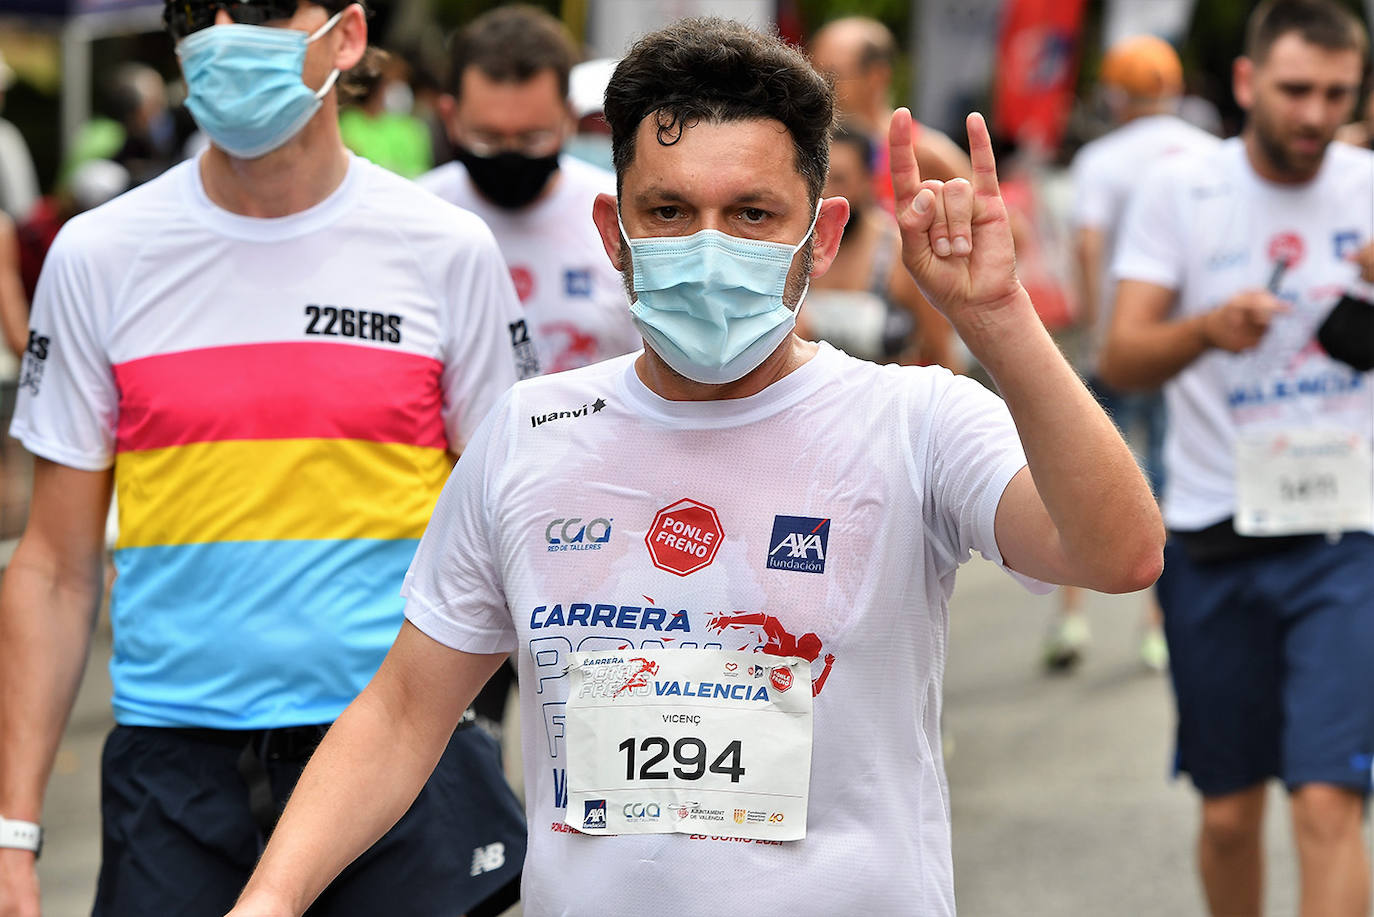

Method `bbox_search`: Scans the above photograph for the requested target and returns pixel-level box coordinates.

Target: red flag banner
[992,0,1088,152]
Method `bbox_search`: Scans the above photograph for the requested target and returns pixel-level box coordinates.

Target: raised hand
[889,108,1023,327]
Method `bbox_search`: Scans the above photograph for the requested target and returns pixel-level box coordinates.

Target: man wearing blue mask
[225,18,1162,917]
[0,1,528,915]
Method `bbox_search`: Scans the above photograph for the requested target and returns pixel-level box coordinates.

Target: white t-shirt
[10,153,530,729]
[1113,137,1374,530]
[403,342,1042,916]
[1070,113,1218,358]
[418,155,641,374]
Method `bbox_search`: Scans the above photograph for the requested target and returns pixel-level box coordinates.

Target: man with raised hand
[227,18,1160,917]
[0,0,526,914]
[1101,1,1374,913]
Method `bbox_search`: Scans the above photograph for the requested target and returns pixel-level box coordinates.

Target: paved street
[35,559,1314,915]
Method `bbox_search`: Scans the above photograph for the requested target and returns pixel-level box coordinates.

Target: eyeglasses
[461,129,562,159]
[164,0,303,39]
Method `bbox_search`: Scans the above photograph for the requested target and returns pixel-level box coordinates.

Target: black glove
[1316,293,1374,372]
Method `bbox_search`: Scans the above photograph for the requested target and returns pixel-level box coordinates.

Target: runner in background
[418,5,640,744]
[1044,35,1219,672]
[420,5,638,377]
[225,18,1162,916]
[809,15,971,213]
[0,0,527,913]
[802,125,959,370]
[1101,2,1374,913]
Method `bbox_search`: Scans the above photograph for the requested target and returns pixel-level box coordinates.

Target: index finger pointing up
[965,112,1001,199]
[889,107,923,210]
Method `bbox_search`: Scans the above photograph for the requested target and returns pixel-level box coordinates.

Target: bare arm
[230,623,507,916]
[0,216,29,359]
[1074,226,1105,332]
[890,109,1162,592]
[1097,279,1286,391]
[0,459,111,916]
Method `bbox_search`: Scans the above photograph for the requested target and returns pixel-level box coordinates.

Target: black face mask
[455,146,560,210]
[1316,293,1374,373]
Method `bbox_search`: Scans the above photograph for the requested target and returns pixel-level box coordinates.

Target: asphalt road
[35,560,1317,916]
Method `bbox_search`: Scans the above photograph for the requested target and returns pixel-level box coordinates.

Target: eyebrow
[630,186,790,207]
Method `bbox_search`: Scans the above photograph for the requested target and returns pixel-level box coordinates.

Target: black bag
[1316,293,1374,372]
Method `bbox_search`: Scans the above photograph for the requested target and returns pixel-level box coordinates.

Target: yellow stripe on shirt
[114,438,452,549]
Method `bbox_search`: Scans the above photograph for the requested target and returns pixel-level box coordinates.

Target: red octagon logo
[645,498,723,576]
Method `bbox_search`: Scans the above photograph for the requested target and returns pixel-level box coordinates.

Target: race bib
[1235,429,1373,535]
[564,648,812,841]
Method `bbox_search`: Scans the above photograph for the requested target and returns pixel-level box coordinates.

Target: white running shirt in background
[1070,113,1218,362]
[419,155,640,374]
[1113,137,1374,531]
[402,342,1047,916]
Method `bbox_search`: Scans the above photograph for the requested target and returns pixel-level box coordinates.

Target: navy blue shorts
[93,722,525,916]
[1158,532,1374,797]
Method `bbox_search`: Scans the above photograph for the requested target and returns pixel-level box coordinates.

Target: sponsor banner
[565,648,811,840]
[992,0,1089,152]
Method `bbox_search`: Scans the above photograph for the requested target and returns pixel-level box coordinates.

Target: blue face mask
[177,10,345,160]
[622,204,820,385]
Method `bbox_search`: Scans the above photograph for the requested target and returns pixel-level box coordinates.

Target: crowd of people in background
[0,0,1372,914]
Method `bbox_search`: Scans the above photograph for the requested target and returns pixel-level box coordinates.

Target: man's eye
[653,206,680,220]
[740,208,768,223]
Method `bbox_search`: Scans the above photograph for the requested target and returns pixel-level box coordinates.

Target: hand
[889,109,1023,328]
[0,848,40,917]
[823,653,835,666]
[1347,241,1374,284]
[1200,290,1288,353]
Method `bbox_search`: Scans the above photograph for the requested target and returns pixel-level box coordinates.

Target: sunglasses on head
[164,0,303,39]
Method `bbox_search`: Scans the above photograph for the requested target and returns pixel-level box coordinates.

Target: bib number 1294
[619,735,746,783]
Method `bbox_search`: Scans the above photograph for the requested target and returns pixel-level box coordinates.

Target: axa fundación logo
[766,516,830,574]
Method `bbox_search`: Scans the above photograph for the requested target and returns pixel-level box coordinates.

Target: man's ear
[592,192,624,269]
[333,3,368,72]
[807,196,851,278]
[1233,56,1254,112]
[437,93,460,145]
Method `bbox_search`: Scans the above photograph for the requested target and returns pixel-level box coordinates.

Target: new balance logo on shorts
[469,842,506,877]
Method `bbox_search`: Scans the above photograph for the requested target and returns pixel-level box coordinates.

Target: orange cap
[1100,35,1184,99]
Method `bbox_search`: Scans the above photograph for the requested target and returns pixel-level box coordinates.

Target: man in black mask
[419,4,639,378]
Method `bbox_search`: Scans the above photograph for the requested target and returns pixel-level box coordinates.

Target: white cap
[569,57,617,119]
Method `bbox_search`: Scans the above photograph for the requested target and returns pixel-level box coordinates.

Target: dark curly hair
[603,17,835,204]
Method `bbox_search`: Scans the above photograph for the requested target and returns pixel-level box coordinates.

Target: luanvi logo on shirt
[530,398,606,429]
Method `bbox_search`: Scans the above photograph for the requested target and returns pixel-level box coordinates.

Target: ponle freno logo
[770,666,793,693]
[645,498,723,576]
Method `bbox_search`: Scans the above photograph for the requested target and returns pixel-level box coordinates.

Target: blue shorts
[1158,533,1374,797]
[93,722,525,916]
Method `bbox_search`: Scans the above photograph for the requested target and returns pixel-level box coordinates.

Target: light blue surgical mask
[622,204,820,385]
[178,10,345,160]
